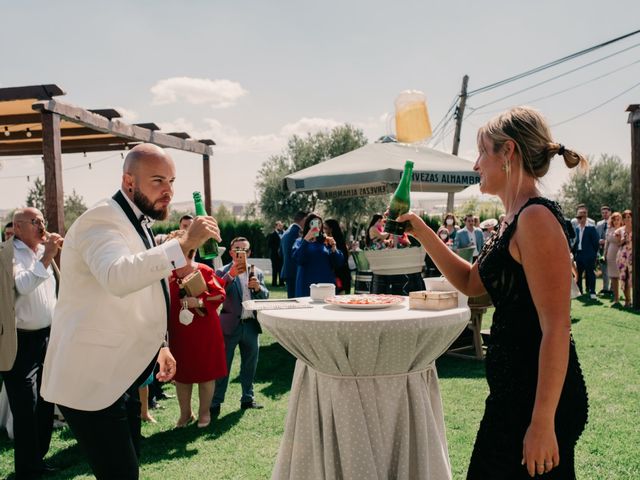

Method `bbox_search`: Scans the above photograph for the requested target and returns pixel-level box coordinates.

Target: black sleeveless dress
[467,198,588,479]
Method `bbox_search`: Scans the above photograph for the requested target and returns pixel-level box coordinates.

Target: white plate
[324,294,404,309]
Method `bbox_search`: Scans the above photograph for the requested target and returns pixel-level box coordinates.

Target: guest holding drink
[292,213,344,297]
[604,212,623,305]
[166,230,227,428]
[616,210,633,308]
[397,106,588,478]
[323,219,351,294]
[365,214,391,249]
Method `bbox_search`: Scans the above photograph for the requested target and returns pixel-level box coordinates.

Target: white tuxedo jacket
[42,198,173,411]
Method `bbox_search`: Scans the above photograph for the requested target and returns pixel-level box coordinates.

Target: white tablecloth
[259,298,469,480]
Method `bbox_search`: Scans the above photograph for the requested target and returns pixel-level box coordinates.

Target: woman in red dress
[166,230,227,428]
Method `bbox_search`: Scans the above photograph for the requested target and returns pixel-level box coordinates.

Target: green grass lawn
[1,281,638,479]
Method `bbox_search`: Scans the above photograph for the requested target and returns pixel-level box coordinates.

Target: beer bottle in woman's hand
[384,160,414,235]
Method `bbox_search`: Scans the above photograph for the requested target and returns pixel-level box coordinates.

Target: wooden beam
[33,100,213,155]
[203,154,212,214]
[0,113,43,125]
[134,123,160,131]
[41,111,65,236]
[0,143,142,156]
[2,127,112,141]
[0,137,131,153]
[0,84,65,101]
[627,104,640,309]
[167,132,191,139]
[88,109,121,119]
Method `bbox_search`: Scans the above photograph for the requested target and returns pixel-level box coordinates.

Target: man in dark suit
[280,211,307,298]
[266,221,284,287]
[211,237,269,417]
[572,205,600,299]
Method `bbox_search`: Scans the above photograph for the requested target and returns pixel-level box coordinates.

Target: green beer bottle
[384,160,414,235]
[192,191,219,259]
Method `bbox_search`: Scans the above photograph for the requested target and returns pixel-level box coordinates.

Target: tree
[24,178,88,229]
[213,204,235,223]
[256,124,387,236]
[63,189,87,230]
[26,178,46,213]
[560,154,631,216]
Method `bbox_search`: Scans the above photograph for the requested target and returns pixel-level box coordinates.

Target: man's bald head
[13,207,43,224]
[121,143,176,220]
[123,143,171,175]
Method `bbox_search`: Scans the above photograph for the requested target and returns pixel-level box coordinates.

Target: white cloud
[150,77,248,108]
[280,117,341,137]
[157,114,389,155]
[114,106,138,123]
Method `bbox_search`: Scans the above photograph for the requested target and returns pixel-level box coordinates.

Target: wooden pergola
[0,84,216,235]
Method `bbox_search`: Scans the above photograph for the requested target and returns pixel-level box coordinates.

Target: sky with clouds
[1,0,639,211]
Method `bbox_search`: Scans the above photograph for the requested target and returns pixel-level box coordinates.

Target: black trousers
[575,252,596,294]
[270,256,284,286]
[1,327,54,479]
[58,359,155,480]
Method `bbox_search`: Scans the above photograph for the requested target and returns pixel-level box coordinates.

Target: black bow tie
[139,215,155,228]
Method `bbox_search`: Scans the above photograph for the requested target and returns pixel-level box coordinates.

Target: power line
[475,58,640,116]
[0,152,121,180]
[551,79,640,127]
[428,95,459,141]
[467,41,640,113]
[467,28,640,96]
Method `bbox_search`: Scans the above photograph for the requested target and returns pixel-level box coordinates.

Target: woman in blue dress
[292,213,345,297]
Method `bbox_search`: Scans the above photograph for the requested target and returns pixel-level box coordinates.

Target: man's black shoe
[210,405,221,418]
[36,462,60,476]
[241,401,264,410]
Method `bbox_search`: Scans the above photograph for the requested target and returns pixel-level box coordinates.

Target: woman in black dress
[398,106,588,479]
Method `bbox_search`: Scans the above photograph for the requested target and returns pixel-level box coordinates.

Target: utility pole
[626,104,640,310]
[447,75,469,213]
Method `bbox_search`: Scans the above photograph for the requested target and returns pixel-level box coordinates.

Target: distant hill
[170,199,248,217]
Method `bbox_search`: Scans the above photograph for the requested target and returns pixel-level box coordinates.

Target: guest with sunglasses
[210,237,269,418]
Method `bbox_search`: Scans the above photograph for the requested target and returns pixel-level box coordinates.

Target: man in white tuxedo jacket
[42,144,221,480]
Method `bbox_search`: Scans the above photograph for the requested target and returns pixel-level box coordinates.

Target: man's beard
[133,188,170,220]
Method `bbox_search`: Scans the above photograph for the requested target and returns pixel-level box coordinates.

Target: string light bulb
[3,126,9,137]
[83,151,87,158]
[124,144,129,151]
[88,163,92,170]
[25,128,32,138]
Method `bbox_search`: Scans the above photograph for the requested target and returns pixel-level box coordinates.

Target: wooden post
[448,75,469,213]
[202,154,212,215]
[627,104,640,309]
[41,111,65,235]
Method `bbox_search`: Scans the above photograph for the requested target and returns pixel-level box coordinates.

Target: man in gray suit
[595,205,611,295]
[0,208,63,479]
[211,237,269,417]
[453,214,485,261]
[280,211,307,298]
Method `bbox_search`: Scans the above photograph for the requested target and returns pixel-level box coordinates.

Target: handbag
[181,269,207,297]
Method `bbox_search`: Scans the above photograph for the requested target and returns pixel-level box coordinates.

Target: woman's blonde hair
[609,211,622,227]
[477,106,587,178]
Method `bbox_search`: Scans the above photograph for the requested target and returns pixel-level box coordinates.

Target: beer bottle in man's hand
[192,191,219,259]
[384,160,414,235]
